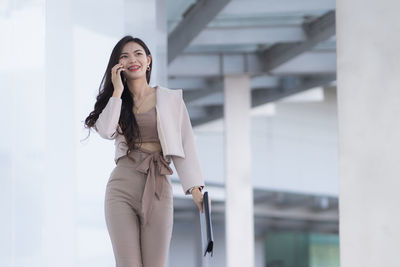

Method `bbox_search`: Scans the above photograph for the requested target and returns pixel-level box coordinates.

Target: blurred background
[0,0,338,266]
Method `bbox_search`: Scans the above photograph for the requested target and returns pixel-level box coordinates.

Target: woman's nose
[128,58,139,64]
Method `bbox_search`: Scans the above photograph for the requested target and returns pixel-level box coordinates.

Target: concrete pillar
[0,3,47,267]
[224,75,254,267]
[336,1,400,267]
[44,0,76,266]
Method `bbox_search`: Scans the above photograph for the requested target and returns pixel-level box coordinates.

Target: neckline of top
[135,106,156,115]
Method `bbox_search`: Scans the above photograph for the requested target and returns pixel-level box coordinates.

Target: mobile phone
[120,70,125,83]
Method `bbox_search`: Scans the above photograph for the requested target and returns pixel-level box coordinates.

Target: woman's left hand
[192,187,204,213]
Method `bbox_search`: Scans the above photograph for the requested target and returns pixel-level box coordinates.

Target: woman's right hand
[111,63,125,93]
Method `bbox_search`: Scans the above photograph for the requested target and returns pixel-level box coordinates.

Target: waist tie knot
[135,150,173,226]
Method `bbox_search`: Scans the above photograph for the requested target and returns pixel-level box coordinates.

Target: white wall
[0,2,46,267]
[336,0,400,266]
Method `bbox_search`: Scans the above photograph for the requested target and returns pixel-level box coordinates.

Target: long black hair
[83,35,153,157]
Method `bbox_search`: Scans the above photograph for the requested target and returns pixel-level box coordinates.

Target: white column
[43,0,76,266]
[124,0,167,86]
[0,2,47,267]
[337,1,400,267]
[224,75,254,267]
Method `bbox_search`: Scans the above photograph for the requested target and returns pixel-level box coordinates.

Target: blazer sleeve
[94,96,122,140]
[172,97,205,195]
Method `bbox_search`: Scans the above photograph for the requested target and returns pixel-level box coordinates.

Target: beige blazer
[95,85,205,195]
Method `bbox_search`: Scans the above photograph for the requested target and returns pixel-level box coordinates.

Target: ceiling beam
[191,25,306,46]
[168,0,231,64]
[223,0,335,15]
[193,201,337,222]
[191,74,336,126]
[169,11,335,77]
[168,51,336,77]
[182,78,223,104]
[252,73,336,106]
[259,10,336,71]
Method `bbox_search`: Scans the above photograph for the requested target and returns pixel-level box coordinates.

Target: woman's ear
[147,54,152,66]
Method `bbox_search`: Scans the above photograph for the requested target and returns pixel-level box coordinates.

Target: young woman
[84,35,206,267]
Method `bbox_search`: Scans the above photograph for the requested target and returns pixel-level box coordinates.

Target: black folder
[199,191,214,256]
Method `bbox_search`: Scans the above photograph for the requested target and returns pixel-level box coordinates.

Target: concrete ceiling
[166,0,336,125]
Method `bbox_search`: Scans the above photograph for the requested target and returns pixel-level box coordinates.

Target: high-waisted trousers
[104,147,174,267]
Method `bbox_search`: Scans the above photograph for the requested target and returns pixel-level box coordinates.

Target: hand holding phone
[111,63,125,93]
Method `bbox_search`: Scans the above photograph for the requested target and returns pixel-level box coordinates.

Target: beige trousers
[104,148,174,267]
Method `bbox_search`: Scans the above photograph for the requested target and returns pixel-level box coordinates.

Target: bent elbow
[99,131,117,140]
[94,124,117,140]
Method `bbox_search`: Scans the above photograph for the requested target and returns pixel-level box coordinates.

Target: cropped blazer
[94,85,205,195]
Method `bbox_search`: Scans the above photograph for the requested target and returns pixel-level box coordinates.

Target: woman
[84,35,206,267]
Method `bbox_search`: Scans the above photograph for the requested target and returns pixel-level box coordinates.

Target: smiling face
[118,41,152,81]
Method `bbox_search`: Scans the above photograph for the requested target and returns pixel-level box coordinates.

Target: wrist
[191,186,202,194]
[192,187,200,192]
[112,90,122,98]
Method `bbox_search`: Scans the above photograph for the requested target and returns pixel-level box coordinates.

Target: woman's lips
[128,66,140,72]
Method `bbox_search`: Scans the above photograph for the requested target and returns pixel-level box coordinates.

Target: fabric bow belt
[135,150,173,226]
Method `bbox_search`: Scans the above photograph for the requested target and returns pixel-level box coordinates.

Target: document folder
[199,191,214,256]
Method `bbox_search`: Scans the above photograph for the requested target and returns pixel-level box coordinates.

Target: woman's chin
[126,73,145,81]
